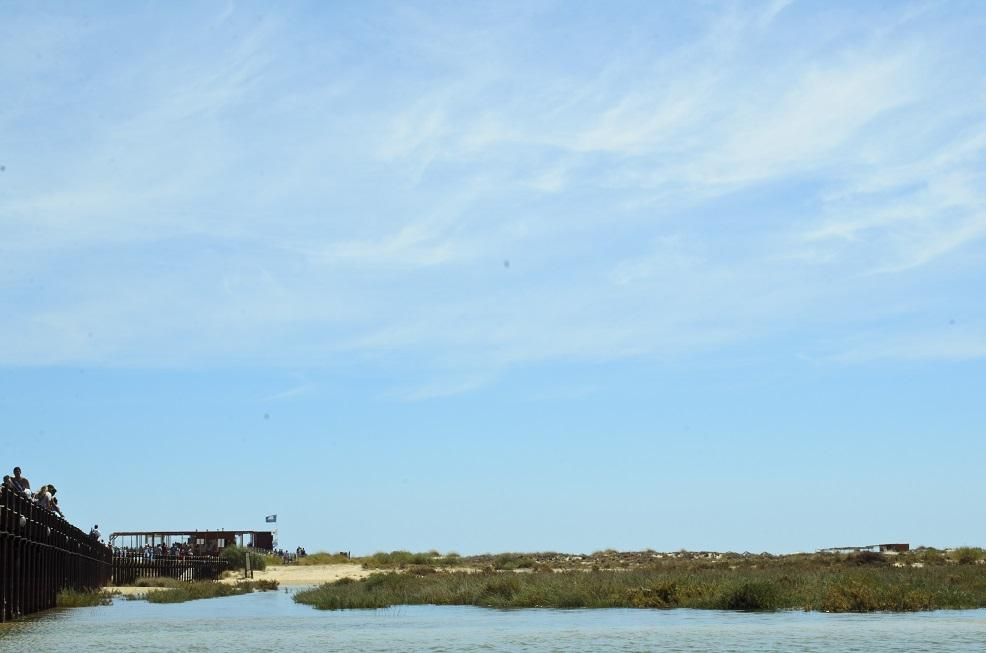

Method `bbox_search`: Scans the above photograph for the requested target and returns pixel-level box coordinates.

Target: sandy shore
[105,563,372,595]
[221,563,372,587]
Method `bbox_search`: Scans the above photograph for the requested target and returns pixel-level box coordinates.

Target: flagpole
[264,514,278,550]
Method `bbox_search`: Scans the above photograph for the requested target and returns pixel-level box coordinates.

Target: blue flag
[265,514,277,523]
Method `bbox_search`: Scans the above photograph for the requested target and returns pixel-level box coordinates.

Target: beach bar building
[110,529,275,554]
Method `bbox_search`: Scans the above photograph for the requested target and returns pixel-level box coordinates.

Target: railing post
[0,486,115,620]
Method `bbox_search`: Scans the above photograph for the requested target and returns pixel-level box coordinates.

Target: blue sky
[2,0,985,554]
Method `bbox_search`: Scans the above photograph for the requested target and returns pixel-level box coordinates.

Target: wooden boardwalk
[1,486,112,621]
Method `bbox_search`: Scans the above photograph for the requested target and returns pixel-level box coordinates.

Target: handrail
[1,485,113,621]
[110,555,231,585]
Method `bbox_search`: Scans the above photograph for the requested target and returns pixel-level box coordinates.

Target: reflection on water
[2,590,985,652]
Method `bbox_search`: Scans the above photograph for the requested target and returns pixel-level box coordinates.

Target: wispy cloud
[263,383,316,402]
[2,1,985,389]
[389,374,496,402]
[828,326,986,363]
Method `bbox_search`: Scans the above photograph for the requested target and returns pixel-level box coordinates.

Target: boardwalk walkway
[1,485,112,621]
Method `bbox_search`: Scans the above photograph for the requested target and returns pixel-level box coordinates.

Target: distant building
[110,529,275,554]
[818,543,910,554]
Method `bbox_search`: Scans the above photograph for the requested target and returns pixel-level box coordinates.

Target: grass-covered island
[54,579,280,609]
[126,578,279,604]
[294,548,986,612]
[135,579,279,604]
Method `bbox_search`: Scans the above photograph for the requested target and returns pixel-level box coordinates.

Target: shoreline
[221,563,372,587]
[106,563,372,595]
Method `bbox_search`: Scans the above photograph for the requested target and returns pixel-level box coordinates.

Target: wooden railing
[111,553,230,584]
[1,485,112,621]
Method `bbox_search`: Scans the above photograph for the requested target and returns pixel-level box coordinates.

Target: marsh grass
[359,550,462,569]
[133,576,185,588]
[128,580,280,604]
[951,547,985,565]
[294,552,356,566]
[294,565,986,613]
[492,554,537,571]
[56,589,115,607]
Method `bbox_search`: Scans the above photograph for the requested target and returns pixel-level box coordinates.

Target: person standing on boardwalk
[11,466,30,495]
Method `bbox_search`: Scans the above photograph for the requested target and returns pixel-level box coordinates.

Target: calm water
[2,590,985,652]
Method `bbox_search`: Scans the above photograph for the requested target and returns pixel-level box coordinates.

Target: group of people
[269,547,309,564]
[114,541,213,559]
[3,465,66,520]
[3,465,105,544]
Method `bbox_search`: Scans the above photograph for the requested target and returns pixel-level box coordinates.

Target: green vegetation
[360,550,462,569]
[950,547,985,565]
[294,552,356,566]
[219,545,268,571]
[56,589,115,607]
[133,576,185,588]
[491,553,537,571]
[294,563,986,613]
[128,580,279,604]
[717,581,782,611]
[273,549,458,568]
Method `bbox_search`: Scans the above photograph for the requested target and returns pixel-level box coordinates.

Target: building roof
[110,530,273,537]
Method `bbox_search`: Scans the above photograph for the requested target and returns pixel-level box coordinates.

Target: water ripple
[1,591,984,652]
